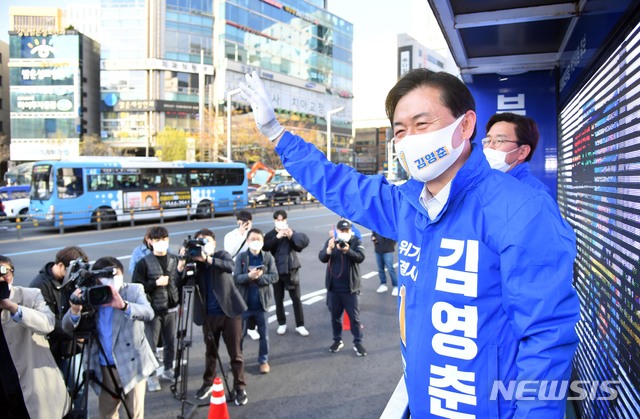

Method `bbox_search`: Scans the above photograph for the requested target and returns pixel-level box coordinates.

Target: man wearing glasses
[481,112,552,196]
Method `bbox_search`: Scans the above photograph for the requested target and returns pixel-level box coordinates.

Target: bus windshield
[31,164,54,201]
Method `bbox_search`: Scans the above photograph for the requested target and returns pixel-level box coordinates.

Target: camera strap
[232,237,247,258]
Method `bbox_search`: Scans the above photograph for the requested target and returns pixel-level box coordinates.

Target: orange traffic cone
[342,310,351,330]
[207,377,230,419]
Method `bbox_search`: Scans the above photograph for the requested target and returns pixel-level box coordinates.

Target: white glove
[239,71,285,142]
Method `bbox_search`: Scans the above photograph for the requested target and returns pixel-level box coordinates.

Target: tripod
[172,284,230,419]
[65,324,131,419]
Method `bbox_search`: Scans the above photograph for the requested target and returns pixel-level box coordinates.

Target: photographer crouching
[183,228,249,403]
[62,257,158,419]
[0,255,71,419]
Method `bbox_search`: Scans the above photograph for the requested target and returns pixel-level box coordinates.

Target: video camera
[182,235,208,277]
[64,259,116,306]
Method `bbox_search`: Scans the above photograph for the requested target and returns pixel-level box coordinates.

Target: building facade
[98,0,215,155]
[213,0,353,163]
[8,31,101,161]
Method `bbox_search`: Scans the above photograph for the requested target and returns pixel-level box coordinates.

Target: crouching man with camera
[319,219,367,357]
[184,228,249,403]
[62,257,159,419]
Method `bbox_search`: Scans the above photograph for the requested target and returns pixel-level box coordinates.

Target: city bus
[28,158,248,227]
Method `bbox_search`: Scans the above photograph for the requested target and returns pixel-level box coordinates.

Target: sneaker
[295,326,310,337]
[391,286,399,296]
[160,368,180,382]
[234,389,248,406]
[195,383,213,400]
[354,343,367,357]
[277,324,287,335]
[329,340,344,353]
[259,362,270,374]
[247,327,260,341]
[147,375,161,392]
[376,284,389,293]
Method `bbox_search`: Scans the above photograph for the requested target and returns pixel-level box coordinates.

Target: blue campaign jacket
[276,131,580,418]
[508,162,552,198]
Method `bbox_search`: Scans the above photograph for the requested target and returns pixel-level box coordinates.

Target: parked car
[248,181,307,206]
[0,185,31,221]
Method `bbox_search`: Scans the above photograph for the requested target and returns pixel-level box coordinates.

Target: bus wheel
[196,201,212,219]
[91,208,117,228]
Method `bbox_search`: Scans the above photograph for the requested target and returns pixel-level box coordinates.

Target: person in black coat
[319,219,367,356]
[263,209,310,337]
[185,228,249,401]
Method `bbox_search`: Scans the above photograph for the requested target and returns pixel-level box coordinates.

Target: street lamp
[326,106,344,162]
[226,88,242,161]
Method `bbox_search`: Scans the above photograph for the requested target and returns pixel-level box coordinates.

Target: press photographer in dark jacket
[263,209,310,337]
[319,219,367,356]
[184,228,249,401]
[132,225,184,392]
[29,246,89,385]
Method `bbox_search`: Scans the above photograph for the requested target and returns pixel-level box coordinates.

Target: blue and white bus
[28,158,248,227]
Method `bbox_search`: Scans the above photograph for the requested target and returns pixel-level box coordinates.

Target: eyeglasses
[481,137,520,148]
[0,265,14,276]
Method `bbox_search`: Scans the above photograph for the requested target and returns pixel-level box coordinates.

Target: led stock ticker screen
[557,21,640,418]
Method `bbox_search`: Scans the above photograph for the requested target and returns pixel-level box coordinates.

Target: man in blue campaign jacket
[240,69,581,418]
[482,112,552,197]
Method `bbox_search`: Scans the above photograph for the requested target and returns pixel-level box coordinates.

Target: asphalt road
[0,204,405,419]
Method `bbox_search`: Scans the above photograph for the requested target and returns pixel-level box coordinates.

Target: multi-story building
[8,30,101,161]
[8,6,64,34]
[98,0,215,155]
[213,0,353,163]
[95,0,353,162]
[0,40,10,177]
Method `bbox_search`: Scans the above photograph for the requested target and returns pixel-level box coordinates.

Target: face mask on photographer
[101,274,124,290]
[275,220,288,230]
[152,240,169,253]
[336,231,352,242]
[203,241,215,256]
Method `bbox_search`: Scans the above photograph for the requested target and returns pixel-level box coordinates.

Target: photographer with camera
[319,219,367,357]
[181,229,249,402]
[132,226,184,392]
[29,246,89,392]
[63,257,158,419]
[1,255,71,419]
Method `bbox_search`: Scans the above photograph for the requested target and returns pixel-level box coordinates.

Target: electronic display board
[557,19,640,418]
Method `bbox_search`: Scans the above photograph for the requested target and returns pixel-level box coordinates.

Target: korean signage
[10,87,77,117]
[10,35,79,61]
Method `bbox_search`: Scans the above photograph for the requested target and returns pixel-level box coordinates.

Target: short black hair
[235,210,252,222]
[148,225,169,240]
[195,228,215,239]
[485,112,539,162]
[247,228,263,237]
[273,209,287,219]
[55,246,89,267]
[385,69,476,140]
[92,256,123,273]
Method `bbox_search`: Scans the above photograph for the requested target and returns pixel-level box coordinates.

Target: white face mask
[275,220,288,230]
[152,240,169,253]
[394,115,465,182]
[101,274,123,290]
[483,147,519,172]
[203,242,215,255]
[336,232,351,242]
[249,241,263,252]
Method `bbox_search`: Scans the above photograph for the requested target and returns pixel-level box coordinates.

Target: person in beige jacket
[0,255,71,419]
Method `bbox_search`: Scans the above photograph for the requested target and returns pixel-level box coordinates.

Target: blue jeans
[375,252,398,286]
[242,309,269,365]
